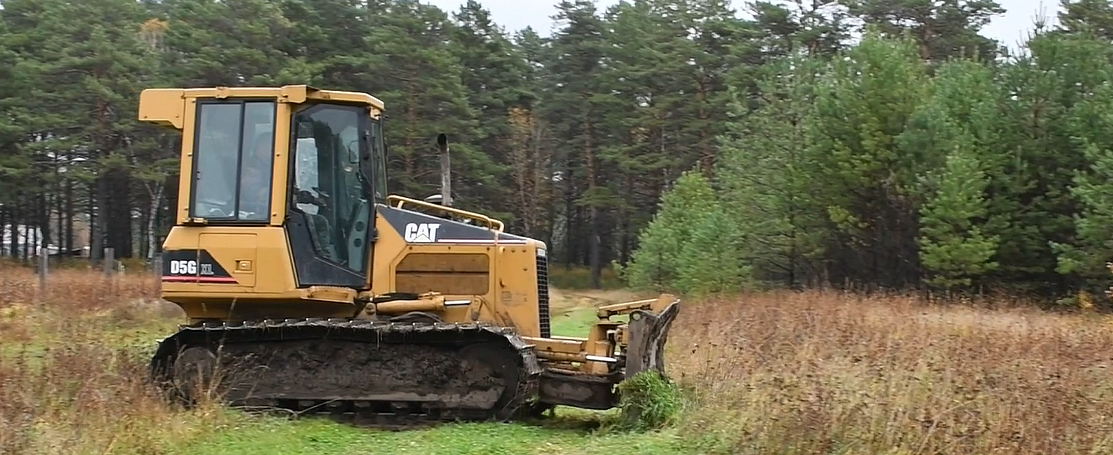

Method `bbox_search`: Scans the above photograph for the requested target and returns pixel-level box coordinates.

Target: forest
[2,0,1113,301]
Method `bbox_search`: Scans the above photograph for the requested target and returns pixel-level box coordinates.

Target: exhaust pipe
[437,133,451,207]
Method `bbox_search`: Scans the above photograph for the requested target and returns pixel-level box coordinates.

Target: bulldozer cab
[140,85,385,290]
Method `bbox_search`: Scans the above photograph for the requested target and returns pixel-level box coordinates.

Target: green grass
[551,303,603,336]
[548,291,631,337]
[171,412,688,455]
[550,307,628,337]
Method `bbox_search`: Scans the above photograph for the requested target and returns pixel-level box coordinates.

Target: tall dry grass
[669,291,1113,454]
[0,266,226,455]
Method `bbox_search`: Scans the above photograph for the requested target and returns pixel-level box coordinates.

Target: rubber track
[149,318,544,426]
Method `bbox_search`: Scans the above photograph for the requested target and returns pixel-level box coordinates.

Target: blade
[623,299,680,379]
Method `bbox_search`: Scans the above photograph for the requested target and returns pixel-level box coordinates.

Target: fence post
[37,246,47,294]
[152,254,162,295]
[103,247,115,276]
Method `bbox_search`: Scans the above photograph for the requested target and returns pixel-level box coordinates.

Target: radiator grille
[536,252,551,338]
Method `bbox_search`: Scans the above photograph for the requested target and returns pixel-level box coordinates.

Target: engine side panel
[372,204,549,338]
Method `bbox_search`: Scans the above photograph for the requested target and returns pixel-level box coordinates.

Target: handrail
[386,195,505,232]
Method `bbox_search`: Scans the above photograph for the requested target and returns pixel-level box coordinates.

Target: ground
[4,267,1113,455]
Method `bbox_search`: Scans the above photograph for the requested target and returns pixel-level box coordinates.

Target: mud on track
[153,319,544,424]
[212,341,504,408]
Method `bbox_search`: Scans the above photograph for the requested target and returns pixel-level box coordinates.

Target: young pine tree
[1054,137,1113,286]
[898,58,1001,290]
[1053,78,1113,292]
[675,209,753,295]
[623,170,748,293]
[917,137,999,290]
[809,32,931,288]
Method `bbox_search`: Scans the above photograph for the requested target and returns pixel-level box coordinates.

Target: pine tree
[989,30,1110,293]
[676,209,753,295]
[676,0,752,174]
[622,170,723,292]
[1059,0,1113,41]
[449,0,533,223]
[715,53,827,288]
[276,0,372,89]
[1053,135,1113,287]
[596,0,696,268]
[747,0,850,59]
[363,0,488,205]
[808,32,931,289]
[0,17,31,220]
[0,0,163,259]
[1050,35,1113,293]
[894,58,1001,290]
[917,138,999,290]
[158,0,311,86]
[511,27,558,243]
[841,0,1006,63]
[544,0,611,284]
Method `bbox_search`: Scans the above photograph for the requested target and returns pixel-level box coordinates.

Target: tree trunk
[90,175,107,263]
[10,204,20,260]
[697,77,713,176]
[0,206,7,257]
[38,194,49,253]
[561,148,576,266]
[64,178,73,254]
[583,108,601,289]
[107,168,133,258]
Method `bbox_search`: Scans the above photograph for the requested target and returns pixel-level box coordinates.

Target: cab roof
[138,84,384,129]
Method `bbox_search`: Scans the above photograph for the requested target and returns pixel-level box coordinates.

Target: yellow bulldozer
[138,84,680,424]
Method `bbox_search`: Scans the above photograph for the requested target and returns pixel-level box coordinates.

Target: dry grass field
[3,265,1113,454]
[0,267,208,454]
[669,292,1113,454]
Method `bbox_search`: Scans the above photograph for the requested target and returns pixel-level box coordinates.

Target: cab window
[190,100,275,221]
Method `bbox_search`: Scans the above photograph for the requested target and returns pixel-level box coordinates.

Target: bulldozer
[138,84,680,424]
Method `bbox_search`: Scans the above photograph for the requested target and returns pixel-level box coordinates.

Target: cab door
[284,103,375,289]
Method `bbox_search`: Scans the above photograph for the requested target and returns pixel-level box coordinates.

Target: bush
[613,370,683,432]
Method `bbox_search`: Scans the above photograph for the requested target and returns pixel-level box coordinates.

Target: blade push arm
[596,294,678,319]
[521,294,680,377]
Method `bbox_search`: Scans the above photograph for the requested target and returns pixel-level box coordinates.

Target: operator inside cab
[191,102,276,222]
[239,134,272,218]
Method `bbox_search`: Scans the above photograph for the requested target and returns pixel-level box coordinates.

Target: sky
[423,0,1062,49]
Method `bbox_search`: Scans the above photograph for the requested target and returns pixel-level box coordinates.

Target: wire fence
[32,247,162,289]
